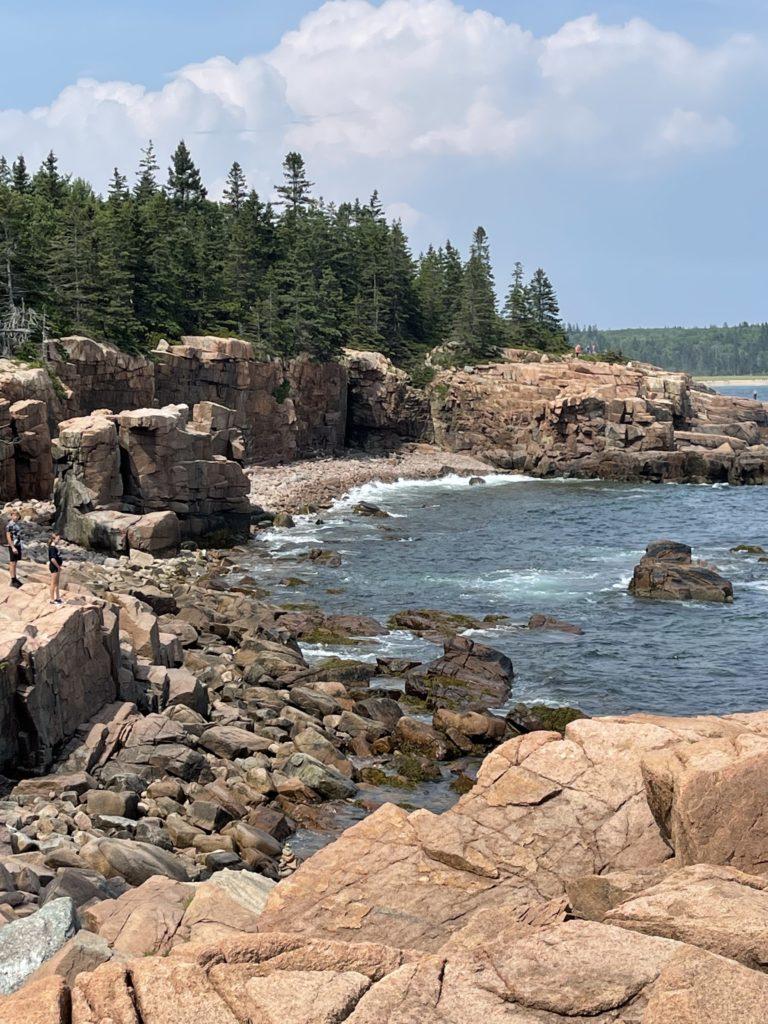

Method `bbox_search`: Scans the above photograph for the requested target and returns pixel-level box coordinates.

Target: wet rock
[273,512,295,528]
[0,897,78,994]
[506,703,587,735]
[527,613,584,635]
[628,540,734,602]
[393,717,450,760]
[405,635,513,711]
[387,607,483,639]
[353,501,391,518]
[299,548,342,567]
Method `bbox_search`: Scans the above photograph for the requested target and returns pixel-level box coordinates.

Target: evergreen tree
[134,141,160,202]
[528,268,567,351]
[223,162,247,212]
[449,226,500,363]
[275,152,315,214]
[0,142,571,366]
[167,140,206,208]
[33,150,66,207]
[11,155,30,194]
[503,261,533,343]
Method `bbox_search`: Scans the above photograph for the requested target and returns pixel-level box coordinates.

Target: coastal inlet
[248,472,768,718]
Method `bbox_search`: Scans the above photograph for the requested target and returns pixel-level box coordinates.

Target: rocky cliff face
[44,337,155,419]
[54,403,251,553]
[424,352,768,483]
[343,349,433,446]
[154,338,347,463]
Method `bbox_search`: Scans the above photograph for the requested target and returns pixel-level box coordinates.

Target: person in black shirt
[5,511,22,588]
[48,531,64,605]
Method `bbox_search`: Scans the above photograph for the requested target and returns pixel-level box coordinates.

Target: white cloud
[0,0,760,195]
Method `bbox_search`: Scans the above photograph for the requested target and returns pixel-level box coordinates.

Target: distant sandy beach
[697,376,768,387]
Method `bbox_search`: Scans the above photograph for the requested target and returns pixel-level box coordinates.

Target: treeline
[0,143,567,367]
[570,323,768,376]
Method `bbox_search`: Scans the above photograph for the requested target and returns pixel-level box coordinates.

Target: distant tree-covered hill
[569,323,768,376]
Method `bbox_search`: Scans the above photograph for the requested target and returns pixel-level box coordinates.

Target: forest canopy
[0,143,568,368]
[570,323,768,376]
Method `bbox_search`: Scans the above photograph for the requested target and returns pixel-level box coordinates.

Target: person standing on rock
[48,531,64,605]
[5,510,23,589]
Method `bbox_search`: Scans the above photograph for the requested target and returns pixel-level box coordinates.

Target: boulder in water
[628,541,734,603]
[527,613,584,635]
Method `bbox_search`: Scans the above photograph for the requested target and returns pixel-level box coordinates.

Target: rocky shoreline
[0,336,766,1019]
[246,444,494,513]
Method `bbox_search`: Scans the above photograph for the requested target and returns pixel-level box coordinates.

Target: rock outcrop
[343,349,433,446]
[154,338,347,463]
[344,348,768,484]
[0,574,119,772]
[629,540,734,602]
[423,352,768,483]
[6,710,768,1021]
[44,337,155,418]
[0,399,54,502]
[53,404,251,552]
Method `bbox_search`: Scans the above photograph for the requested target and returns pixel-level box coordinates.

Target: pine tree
[223,162,247,212]
[33,150,66,207]
[167,140,206,208]
[275,152,315,214]
[134,141,160,202]
[449,227,500,364]
[0,158,9,188]
[11,155,30,194]
[503,261,533,344]
[528,267,567,352]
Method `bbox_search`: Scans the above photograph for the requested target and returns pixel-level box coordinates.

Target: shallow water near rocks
[245,471,768,718]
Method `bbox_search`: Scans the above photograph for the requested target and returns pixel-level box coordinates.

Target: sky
[1,0,766,329]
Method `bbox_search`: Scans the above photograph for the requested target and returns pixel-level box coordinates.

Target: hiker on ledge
[6,510,22,589]
[48,531,64,605]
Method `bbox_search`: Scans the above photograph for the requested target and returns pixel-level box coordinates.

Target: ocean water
[244,472,768,718]
[713,382,768,401]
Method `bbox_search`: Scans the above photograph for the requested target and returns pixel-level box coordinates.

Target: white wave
[332,472,535,511]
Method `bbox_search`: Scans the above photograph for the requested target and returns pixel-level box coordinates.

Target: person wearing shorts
[6,511,22,588]
[48,531,64,605]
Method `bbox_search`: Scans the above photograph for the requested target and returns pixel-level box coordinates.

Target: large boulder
[0,898,78,995]
[54,403,252,551]
[79,837,191,886]
[628,540,734,602]
[0,586,119,772]
[603,864,768,972]
[20,918,768,1024]
[642,735,768,875]
[405,635,513,710]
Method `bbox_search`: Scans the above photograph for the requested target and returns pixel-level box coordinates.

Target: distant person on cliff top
[5,510,22,588]
[754,391,758,401]
[48,531,64,605]
[574,343,582,357]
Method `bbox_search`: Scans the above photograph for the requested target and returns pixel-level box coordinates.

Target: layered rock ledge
[5,708,768,1021]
